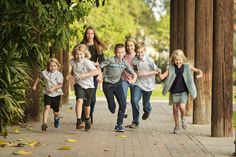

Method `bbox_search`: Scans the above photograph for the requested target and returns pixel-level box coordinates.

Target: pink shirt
[121,53,135,81]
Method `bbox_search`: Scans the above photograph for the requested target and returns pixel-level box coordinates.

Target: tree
[212,0,233,137]
[193,0,212,124]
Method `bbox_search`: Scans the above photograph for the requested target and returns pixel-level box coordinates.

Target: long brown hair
[81,26,107,55]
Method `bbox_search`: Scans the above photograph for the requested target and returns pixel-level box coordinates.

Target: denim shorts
[171,92,188,104]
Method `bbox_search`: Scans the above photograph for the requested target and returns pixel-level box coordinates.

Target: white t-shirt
[41,70,64,97]
[70,58,96,89]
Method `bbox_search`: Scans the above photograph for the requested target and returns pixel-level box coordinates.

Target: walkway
[0,99,235,157]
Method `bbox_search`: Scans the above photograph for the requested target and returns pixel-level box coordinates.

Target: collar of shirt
[137,55,147,61]
[114,57,123,63]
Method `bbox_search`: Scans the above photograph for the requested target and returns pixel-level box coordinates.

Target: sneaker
[114,125,125,132]
[85,119,91,131]
[173,126,180,134]
[182,118,187,130]
[129,122,139,129]
[76,120,85,129]
[124,114,128,118]
[54,117,60,128]
[41,123,48,131]
[142,112,150,120]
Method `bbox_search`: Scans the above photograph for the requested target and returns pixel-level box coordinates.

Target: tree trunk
[25,68,40,121]
[211,0,233,137]
[62,49,70,105]
[176,0,185,50]
[170,0,178,53]
[184,0,195,116]
[193,0,212,124]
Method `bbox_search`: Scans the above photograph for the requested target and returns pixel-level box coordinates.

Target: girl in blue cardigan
[159,49,203,134]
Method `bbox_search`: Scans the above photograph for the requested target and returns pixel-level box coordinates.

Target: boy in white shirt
[32,58,64,131]
[67,44,99,131]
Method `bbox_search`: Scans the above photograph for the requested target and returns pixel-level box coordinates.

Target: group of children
[32,27,203,134]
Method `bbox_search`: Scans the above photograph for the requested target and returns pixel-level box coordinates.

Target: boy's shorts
[171,92,188,105]
[44,94,61,112]
[74,84,95,106]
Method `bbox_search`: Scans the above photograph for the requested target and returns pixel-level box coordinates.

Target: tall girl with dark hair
[80,26,107,124]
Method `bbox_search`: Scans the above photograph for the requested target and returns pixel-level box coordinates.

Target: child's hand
[32,86,36,91]
[47,87,55,93]
[196,70,203,79]
[96,74,103,82]
[75,74,86,80]
[128,78,136,84]
[66,75,72,80]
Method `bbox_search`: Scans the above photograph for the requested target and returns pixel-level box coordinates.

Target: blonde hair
[135,41,146,52]
[46,58,61,71]
[170,49,188,64]
[72,44,91,59]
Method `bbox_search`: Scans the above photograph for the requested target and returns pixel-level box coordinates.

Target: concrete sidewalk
[0,99,235,157]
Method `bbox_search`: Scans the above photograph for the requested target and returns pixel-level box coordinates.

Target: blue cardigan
[162,64,197,99]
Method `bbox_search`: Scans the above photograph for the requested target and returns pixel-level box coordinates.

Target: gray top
[70,58,96,89]
[100,57,135,84]
[41,70,64,97]
[162,64,197,99]
[132,56,160,91]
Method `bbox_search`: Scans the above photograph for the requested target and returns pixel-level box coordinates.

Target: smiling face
[135,47,145,60]
[126,41,135,54]
[49,62,58,73]
[173,57,183,68]
[74,50,85,62]
[115,47,125,60]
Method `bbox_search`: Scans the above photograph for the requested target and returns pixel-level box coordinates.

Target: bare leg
[173,104,180,127]
[43,105,50,124]
[85,105,91,119]
[75,99,83,119]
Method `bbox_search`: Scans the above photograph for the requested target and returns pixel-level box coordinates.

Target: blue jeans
[132,85,152,124]
[121,80,135,103]
[90,76,98,116]
[103,81,126,125]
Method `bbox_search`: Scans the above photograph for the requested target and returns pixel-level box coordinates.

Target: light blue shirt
[100,57,135,84]
[132,56,160,91]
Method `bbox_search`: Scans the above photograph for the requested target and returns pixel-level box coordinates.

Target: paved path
[0,99,235,157]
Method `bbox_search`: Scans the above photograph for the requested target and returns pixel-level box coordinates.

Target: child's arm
[32,77,40,91]
[77,69,99,80]
[66,65,74,80]
[138,69,161,77]
[96,66,103,82]
[47,83,63,93]
[128,71,137,84]
[158,70,169,80]
[190,65,203,78]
